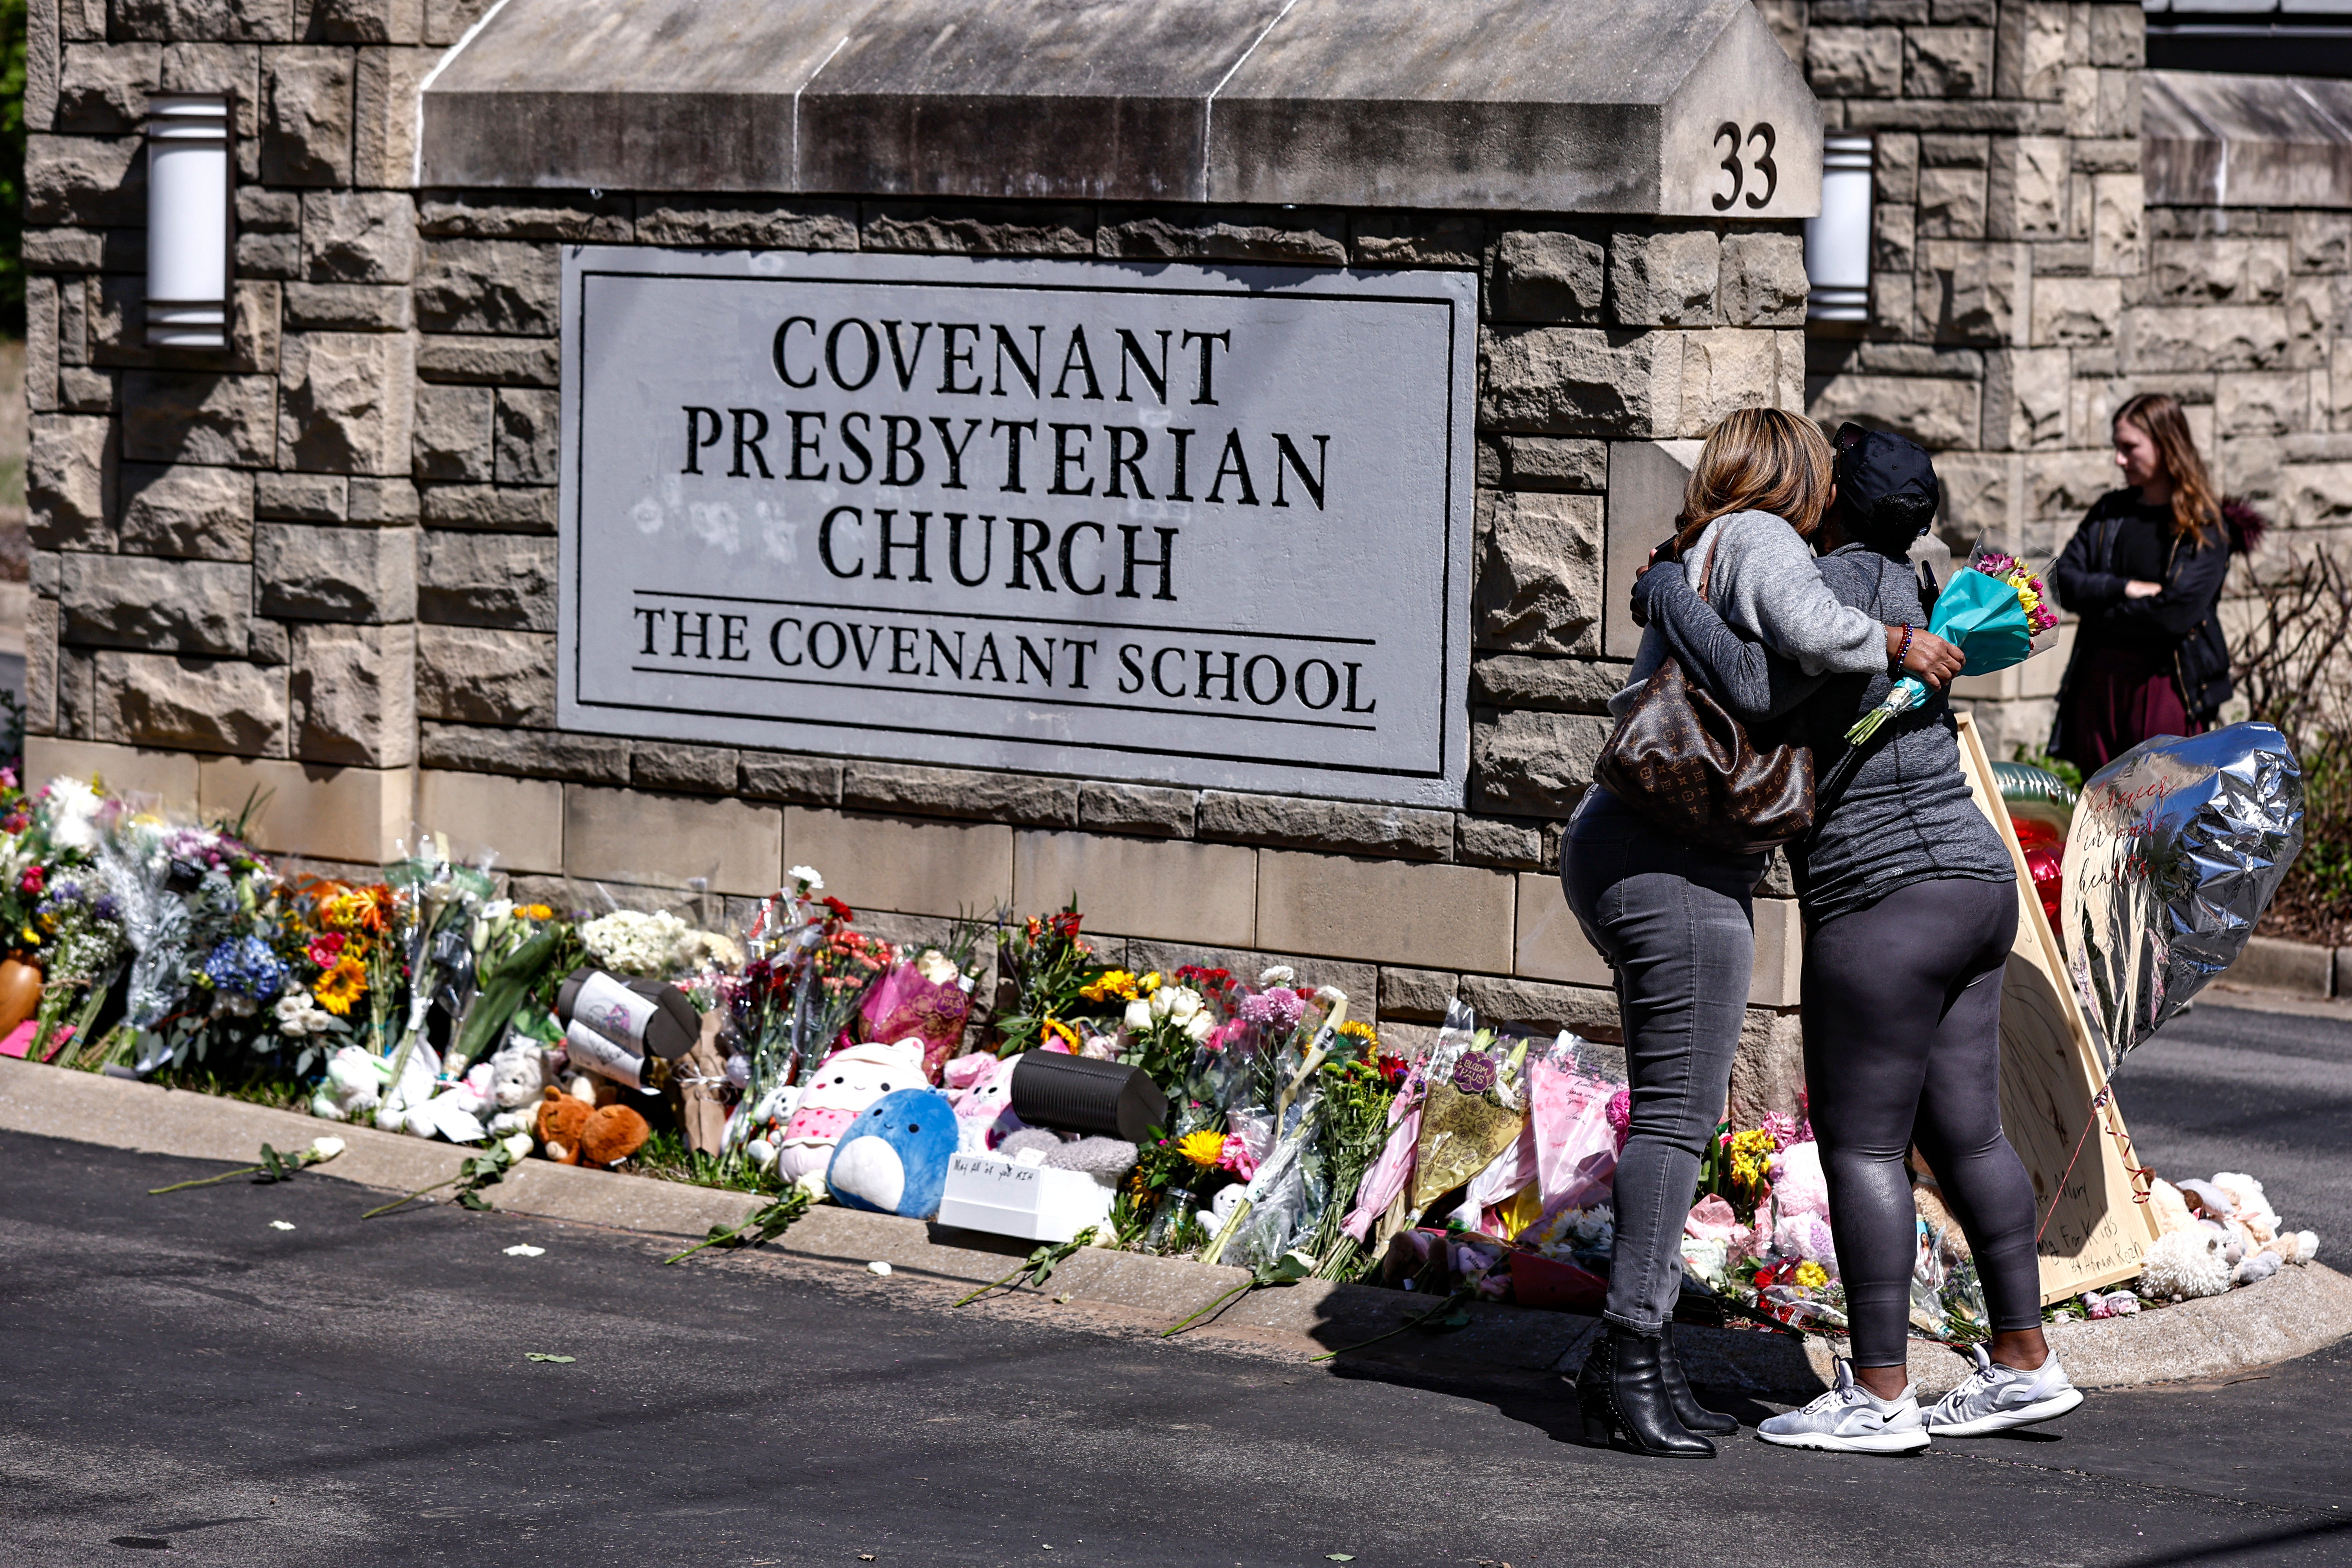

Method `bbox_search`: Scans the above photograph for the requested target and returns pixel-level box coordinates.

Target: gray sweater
[1633,544,2014,925]
[1609,509,1886,719]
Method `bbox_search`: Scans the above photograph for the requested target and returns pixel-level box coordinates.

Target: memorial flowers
[1847,543,2062,743]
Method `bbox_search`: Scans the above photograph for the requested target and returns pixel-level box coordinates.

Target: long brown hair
[1674,406,1836,550]
[2114,392,2221,549]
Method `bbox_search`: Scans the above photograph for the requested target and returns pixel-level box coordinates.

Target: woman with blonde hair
[1561,407,1962,1457]
[2051,392,2249,768]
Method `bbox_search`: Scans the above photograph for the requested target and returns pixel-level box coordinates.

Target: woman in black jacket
[2050,392,2242,769]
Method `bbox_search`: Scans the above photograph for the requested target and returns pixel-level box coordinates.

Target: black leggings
[1802,878,2043,1368]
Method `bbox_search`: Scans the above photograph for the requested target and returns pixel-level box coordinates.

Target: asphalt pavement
[2105,998,2352,1239]
[5,1097,2352,1568]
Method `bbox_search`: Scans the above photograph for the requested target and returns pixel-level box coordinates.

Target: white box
[936,1153,1115,1243]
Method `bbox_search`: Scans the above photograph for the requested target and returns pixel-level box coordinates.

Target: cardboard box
[936,1152,1115,1243]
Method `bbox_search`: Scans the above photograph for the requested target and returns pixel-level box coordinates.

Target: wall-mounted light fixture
[1805,134,1873,324]
[146,94,233,350]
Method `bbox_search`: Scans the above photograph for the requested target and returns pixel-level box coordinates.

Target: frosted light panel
[147,95,231,348]
[1806,136,1873,323]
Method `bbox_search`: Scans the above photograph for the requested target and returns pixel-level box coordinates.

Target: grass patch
[622,1127,784,1196]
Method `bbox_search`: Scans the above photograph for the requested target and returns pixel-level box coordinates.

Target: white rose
[1258,965,1295,988]
[1122,998,1154,1033]
[307,1136,346,1163]
[1164,986,1203,1024]
[915,947,960,985]
[1314,985,1348,1009]
[1149,987,1176,1020]
[1183,1011,1215,1042]
[787,865,825,892]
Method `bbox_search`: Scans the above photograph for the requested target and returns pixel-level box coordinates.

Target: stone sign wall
[19,0,1821,1105]
[560,250,1477,806]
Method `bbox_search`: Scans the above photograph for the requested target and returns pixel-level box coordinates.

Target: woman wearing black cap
[1564,409,1964,1459]
[2050,392,2246,770]
[1633,423,2078,1454]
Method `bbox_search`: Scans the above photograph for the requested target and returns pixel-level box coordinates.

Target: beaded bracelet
[1896,624,1915,666]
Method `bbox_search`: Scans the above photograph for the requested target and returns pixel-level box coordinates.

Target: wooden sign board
[1953,714,2163,1303]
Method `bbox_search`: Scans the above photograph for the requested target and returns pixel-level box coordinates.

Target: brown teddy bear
[534,1085,651,1168]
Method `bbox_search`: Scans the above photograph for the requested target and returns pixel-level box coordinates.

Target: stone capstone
[420,0,1822,218]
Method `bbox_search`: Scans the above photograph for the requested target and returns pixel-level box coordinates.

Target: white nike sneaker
[1925,1344,2083,1436]
[1757,1361,1931,1454]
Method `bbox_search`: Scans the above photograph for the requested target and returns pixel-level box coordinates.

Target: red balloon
[2024,844,2063,926]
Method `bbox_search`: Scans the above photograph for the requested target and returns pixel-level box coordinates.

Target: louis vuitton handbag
[1593,541,1816,854]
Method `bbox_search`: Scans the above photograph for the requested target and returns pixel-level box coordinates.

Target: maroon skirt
[2063,643,2201,771]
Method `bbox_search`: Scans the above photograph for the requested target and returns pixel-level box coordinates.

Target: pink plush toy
[776,1038,927,1181]
[1767,1140,1838,1272]
[943,1051,1028,1154]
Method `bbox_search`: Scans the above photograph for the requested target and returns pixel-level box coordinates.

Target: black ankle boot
[1658,1322,1739,1436]
[1575,1326,1716,1457]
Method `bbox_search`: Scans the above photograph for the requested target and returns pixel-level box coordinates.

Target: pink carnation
[1238,988,1306,1032]
[1215,1135,1259,1181]
[1604,1087,1632,1152]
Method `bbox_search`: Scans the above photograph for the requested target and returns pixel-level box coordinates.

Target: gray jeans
[1561,787,1763,1334]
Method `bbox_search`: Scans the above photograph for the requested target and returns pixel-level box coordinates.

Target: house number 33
[1711,122,1779,211]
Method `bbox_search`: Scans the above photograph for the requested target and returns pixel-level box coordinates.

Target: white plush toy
[2211,1172,2282,1246]
[2137,1227,2234,1302]
[484,1040,558,1137]
[310,1045,388,1122]
[774,1038,927,1181]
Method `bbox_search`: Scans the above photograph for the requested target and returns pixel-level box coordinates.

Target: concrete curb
[5,1056,2346,1398]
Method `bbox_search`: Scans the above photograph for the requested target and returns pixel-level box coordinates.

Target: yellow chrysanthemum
[1792,1260,1828,1289]
[1728,1127,1778,1192]
[1080,969,1139,1004]
[1175,1129,1225,1168]
[313,955,367,1016]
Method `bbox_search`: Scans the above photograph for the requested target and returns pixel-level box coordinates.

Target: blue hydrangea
[201,935,287,1001]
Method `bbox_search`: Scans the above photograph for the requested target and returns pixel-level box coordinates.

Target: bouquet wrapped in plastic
[1846,543,2060,744]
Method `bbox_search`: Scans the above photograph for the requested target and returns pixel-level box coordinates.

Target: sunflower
[1174,1129,1225,1169]
[313,955,368,1016]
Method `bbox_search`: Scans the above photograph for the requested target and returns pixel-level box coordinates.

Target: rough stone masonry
[16,0,2024,1125]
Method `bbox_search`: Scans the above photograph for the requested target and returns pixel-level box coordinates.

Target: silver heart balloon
[2062,722,2303,1071]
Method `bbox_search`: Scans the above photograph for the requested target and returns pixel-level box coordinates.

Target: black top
[2050,488,2232,716]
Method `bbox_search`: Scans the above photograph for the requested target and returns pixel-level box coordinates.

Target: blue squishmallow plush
[826,1086,960,1219]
